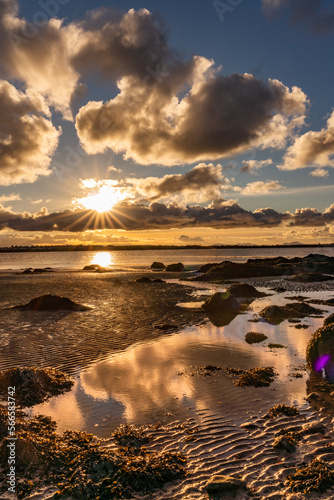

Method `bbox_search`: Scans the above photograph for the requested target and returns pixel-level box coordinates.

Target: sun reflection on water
[91,252,113,268]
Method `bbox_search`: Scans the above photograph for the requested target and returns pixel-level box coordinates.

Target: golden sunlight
[91,252,113,268]
[77,185,123,213]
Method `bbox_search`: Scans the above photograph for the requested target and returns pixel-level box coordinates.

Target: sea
[0,246,333,270]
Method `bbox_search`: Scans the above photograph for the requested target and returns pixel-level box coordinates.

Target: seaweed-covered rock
[13,294,90,311]
[307,323,334,382]
[165,262,185,272]
[289,273,334,282]
[0,367,74,407]
[273,430,302,453]
[245,332,268,344]
[226,283,267,298]
[150,262,166,270]
[260,302,323,325]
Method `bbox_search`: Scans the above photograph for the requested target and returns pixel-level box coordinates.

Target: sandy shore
[1,267,334,499]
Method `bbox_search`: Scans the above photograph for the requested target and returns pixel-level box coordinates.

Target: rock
[302,421,326,434]
[198,263,218,273]
[273,287,287,293]
[273,436,296,453]
[324,313,334,326]
[135,277,152,283]
[204,475,246,493]
[150,262,166,270]
[245,332,268,344]
[165,262,185,272]
[83,264,105,271]
[307,324,334,382]
[153,278,165,283]
[289,273,334,282]
[260,302,324,325]
[307,392,324,403]
[226,283,267,298]
[13,294,90,311]
[202,292,244,314]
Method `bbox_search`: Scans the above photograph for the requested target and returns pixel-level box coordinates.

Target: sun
[77,186,123,213]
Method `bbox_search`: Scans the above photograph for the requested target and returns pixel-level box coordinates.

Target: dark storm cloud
[262,0,334,35]
[2,200,334,233]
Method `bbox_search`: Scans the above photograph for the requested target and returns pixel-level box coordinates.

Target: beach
[1,249,334,499]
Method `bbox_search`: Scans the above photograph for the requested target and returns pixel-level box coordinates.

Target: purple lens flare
[314,354,331,372]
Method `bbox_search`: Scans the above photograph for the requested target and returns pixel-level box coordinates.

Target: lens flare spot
[314,354,331,372]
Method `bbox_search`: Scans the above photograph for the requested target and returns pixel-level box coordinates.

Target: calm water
[0,246,333,270]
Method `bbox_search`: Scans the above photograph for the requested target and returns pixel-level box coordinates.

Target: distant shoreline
[0,243,333,253]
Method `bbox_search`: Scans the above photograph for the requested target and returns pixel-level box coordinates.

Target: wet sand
[1,268,334,499]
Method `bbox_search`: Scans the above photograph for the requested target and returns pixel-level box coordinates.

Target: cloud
[281,111,334,170]
[241,180,284,196]
[309,168,329,178]
[262,0,334,34]
[107,166,122,173]
[126,163,228,203]
[0,192,20,202]
[241,159,273,174]
[2,199,334,233]
[0,79,60,185]
[178,235,204,243]
[0,0,80,119]
[76,56,307,165]
[30,199,44,205]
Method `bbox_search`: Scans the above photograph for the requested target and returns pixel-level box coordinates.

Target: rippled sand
[1,270,334,499]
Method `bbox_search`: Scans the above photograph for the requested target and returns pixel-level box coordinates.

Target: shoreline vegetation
[0,243,333,253]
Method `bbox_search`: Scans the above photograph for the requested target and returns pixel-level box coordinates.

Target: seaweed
[285,459,334,494]
[0,412,187,499]
[267,404,299,418]
[226,367,277,387]
[0,367,74,407]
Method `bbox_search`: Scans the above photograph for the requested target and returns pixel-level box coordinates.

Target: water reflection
[31,302,319,436]
[91,252,113,268]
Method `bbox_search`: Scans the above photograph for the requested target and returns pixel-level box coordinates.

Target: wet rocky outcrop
[165,262,185,272]
[226,283,267,298]
[260,302,324,325]
[193,253,334,282]
[13,294,90,311]
[289,273,334,282]
[150,262,166,270]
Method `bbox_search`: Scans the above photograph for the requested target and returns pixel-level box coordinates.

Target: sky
[0,0,334,247]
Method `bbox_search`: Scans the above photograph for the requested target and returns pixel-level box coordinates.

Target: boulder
[135,277,152,283]
[260,302,324,325]
[13,294,90,311]
[204,474,246,493]
[83,264,105,271]
[307,323,334,382]
[165,262,185,272]
[245,332,268,344]
[226,283,267,298]
[289,273,334,282]
[202,292,243,314]
[150,262,166,270]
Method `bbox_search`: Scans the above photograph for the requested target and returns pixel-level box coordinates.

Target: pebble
[204,475,247,492]
[302,421,326,434]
